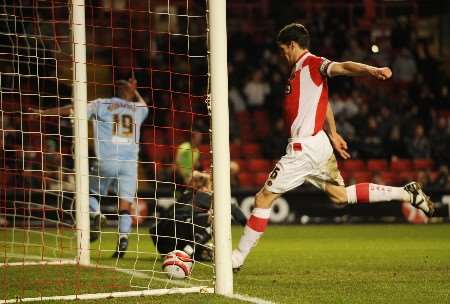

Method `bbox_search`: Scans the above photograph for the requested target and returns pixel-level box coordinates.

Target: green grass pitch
[1,224,449,303]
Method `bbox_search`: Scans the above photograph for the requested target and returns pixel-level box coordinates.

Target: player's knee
[329,194,347,204]
[254,189,274,209]
[326,186,348,204]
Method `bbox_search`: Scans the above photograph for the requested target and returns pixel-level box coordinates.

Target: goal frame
[1,0,232,300]
[208,0,234,296]
[70,0,234,298]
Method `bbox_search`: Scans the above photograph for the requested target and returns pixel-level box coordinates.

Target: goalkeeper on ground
[150,171,246,261]
[31,79,148,258]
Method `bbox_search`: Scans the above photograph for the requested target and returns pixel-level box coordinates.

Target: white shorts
[265,130,344,194]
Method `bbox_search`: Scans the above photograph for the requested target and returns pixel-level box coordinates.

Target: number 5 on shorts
[269,166,280,179]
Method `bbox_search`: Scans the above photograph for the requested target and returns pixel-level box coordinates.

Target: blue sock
[89,196,100,218]
[118,210,132,238]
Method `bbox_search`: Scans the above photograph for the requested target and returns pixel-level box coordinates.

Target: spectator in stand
[336,115,356,157]
[386,124,408,160]
[341,38,366,62]
[359,115,384,158]
[407,124,431,159]
[444,176,450,191]
[372,172,386,185]
[262,118,287,160]
[430,165,449,191]
[229,84,247,113]
[377,106,394,138]
[430,116,450,165]
[230,160,241,190]
[416,170,432,189]
[243,70,271,111]
[415,40,439,88]
[391,16,412,50]
[392,48,417,87]
[350,102,369,135]
[330,92,345,117]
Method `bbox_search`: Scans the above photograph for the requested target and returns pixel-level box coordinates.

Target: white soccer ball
[162,250,193,279]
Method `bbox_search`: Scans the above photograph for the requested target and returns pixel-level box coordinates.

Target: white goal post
[209,0,234,296]
[0,0,233,301]
[72,0,90,267]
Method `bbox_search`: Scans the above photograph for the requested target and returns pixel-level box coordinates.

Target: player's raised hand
[128,78,137,91]
[370,67,392,80]
[330,133,351,160]
[28,107,41,114]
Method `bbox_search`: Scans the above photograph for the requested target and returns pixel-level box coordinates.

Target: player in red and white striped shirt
[232,23,434,271]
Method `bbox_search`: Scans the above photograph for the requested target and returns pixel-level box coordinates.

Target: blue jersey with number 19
[87,97,148,161]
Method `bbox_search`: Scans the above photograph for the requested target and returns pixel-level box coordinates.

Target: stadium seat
[236,111,251,124]
[399,171,417,183]
[232,159,247,172]
[230,144,241,159]
[238,172,254,188]
[247,159,272,173]
[198,144,210,154]
[241,143,262,158]
[173,129,190,145]
[240,125,255,142]
[154,128,168,144]
[341,159,366,171]
[255,123,271,139]
[255,172,268,186]
[340,171,351,184]
[413,159,434,170]
[253,111,269,123]
[390,159,413,171]
[352,171,372,183]
[153,144,175,164]
[200,159,211,171]
[367,159,388,171]
[380,171,399,185]
[429,171,439,183]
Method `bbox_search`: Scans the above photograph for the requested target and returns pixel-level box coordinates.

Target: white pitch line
[227,293,277,304]
[1,253,203,287]
[2,253,275,304]
[2,287,214,303]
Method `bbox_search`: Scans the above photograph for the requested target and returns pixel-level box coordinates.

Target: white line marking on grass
[1,253,197,287]
[2,253,274,304]
[227,293,276,304]
[2,287,214,303]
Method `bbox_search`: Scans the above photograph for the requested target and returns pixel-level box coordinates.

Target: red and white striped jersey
[283,51,334,139]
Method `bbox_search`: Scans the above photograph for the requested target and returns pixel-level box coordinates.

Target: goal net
[0,0,232,301]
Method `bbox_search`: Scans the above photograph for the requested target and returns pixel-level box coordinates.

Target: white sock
[236,207,271,260]
[346,183,410,204]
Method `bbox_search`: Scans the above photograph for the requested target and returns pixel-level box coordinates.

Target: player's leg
[89,162,111,242]
[324,182,434,216]
[232,187,280,270]
[307,149,434,216]
[232,152,310,270]
[111,198,133,258]
[112,160,137,258]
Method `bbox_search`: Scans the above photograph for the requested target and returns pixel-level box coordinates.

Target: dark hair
[277,23,310,49]
[115,80,131,98]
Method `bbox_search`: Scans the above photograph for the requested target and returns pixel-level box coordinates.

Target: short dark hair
[116,80,131,97]
[277,23,310,49]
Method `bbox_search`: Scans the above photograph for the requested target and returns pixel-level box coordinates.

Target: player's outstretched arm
[29,104,73,116]
[329,61,392,80]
